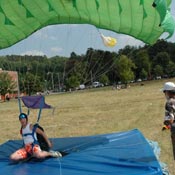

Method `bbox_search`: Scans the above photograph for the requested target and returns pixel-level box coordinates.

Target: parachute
[0,0,174,50]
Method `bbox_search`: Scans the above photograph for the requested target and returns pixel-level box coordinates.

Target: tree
[118,45,137,57]
[66,75,80,90]
[165,61,175,77]
[99,74,109,85]
[114,55,135,85]
[140,68,148,80]
[22,73,42,95]
[153,65,163,77]
[0,72,16,101]
[153,52,170,74]
[134,50,151,79]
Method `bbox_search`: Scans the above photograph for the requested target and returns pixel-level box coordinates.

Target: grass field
[0,79,175,174]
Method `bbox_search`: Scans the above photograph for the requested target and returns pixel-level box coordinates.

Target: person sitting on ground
[10,113,62,161]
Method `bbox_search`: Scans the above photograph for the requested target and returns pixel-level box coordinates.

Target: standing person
[10,113,62,161]
[162,82,175,160]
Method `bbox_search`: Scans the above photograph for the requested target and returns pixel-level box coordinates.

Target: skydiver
[10,113,62,161]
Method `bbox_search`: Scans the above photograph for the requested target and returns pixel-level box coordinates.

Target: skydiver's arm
[35,127,52,148]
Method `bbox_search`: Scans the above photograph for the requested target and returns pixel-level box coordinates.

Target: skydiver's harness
[20,123,49,152]
[20,123,40,146]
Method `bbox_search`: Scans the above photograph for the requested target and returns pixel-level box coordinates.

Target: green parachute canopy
[0,0,174,49]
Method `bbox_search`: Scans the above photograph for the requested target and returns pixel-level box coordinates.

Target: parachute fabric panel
[153,0,175,38]
[21,95,52,109]
[0,0,174,49]
[0,129,163,175]
[161,10,175,39]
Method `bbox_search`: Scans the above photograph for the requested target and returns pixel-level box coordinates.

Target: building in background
[0,68,18,100]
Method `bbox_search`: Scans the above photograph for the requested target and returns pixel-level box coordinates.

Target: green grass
[0,79,175,174]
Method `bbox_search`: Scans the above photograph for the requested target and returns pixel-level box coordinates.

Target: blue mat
[0,129,162,175]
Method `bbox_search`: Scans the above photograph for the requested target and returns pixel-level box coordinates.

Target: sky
[0,2,174,58]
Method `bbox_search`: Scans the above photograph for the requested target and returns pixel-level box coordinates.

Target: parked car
[136,79,142,82]
[79,84,85,90]
[156,76,161,80]
[92,81,104,88]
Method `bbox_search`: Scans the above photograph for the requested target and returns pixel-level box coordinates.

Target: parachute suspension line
[17,55,26,114]
[61,26,112,85]
[88,53,104,82]
[17,71,22,114]
[85,56,116,84]
[82,49,95,84]
[87,48,118,84]
[79,28,118,83]
[56,158,63,175]
[82,51,101,84]
[36,95,45,123]
[27,108,30,116]
[92,52,107,75]
[65,24,86,57]
[33,59,39,92]
[84,49,111,84]
[31,39,43,95]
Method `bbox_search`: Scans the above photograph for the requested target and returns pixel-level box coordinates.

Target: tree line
[0,39,175,95]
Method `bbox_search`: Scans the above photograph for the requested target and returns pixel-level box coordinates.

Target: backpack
[33,124,50,151]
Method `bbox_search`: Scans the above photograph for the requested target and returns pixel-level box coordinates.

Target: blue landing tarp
[0,129,163,175]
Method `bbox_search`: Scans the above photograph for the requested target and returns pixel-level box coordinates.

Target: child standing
[162,82,175,160]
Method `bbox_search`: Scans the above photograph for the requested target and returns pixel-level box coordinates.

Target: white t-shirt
[22,123,37,145]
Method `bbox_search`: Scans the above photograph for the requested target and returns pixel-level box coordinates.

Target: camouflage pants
[171,123,175,160]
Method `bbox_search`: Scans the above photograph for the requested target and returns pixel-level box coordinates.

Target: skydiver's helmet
[19,113,28,121]
[162,82,175,93]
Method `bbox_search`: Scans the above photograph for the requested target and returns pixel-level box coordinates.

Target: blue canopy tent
[0,129,163,175]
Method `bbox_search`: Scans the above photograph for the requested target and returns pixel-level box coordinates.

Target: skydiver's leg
[32,145,62,159]
[10,148,28,161]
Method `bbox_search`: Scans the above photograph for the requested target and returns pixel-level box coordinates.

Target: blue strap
[22,133,33,137]
[27,108,30,116]
[37,96,45,123]
[18,97,22,113]
[32,124,39,144]
[33,123,38,133]
[17,72,22,114]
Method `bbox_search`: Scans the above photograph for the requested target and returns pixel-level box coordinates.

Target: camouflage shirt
[164,98,175,122]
